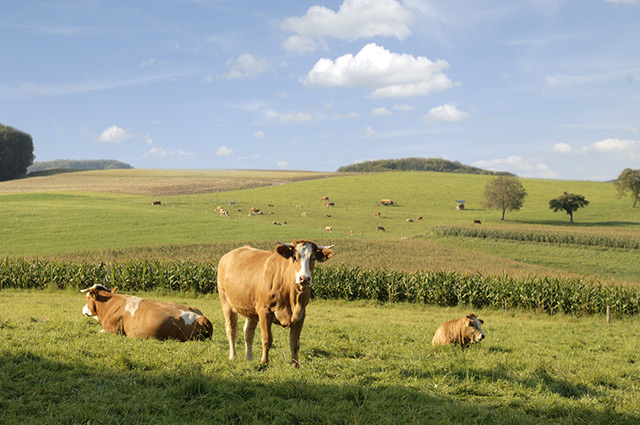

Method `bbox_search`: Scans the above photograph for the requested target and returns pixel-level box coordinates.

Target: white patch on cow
[180,310,199,325]
[82,304,98,320]
[472,316,485,341]
[295,243,314,285]
[125,296,142,317]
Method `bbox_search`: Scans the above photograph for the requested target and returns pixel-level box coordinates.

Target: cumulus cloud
[95,125,132,144]
[333,112,361,119]
[580,138,638,153]
[253,130,265,138]
[215,145,234,157]
[551,142,572,153]
[423,104,470,125]
[279,112,313,122]
[276,161,289,169]
[220,54,270,80]
[280,0,414,52]
[303,43,457,98]
[142,147,194,160]
[372,107,392,116]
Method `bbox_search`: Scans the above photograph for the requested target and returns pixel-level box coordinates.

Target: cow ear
[316,247,334,262]
[276,244,295,259]
[479,319,484,324]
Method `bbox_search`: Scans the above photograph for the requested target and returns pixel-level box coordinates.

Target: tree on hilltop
[613,168,640,208]
[549,192,589,224]
[0,123,34,181]
[483,176,527,220]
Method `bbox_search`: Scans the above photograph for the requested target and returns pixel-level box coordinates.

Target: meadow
[1,169,640,424]
[1,290,639,424]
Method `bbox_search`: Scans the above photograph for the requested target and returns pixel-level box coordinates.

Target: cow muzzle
[296,274,312,286]
[83,304,98,320]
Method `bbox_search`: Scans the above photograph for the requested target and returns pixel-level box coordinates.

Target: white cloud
[551,142,572,153]
[303,43,458,98]
[580,138,638,153]
[215,145,234,157]
[393,104,415,111]
[276,161,289,169]
[605,0,640,4]
[279,112,313,122]
[253,130,265,138]
[220,54,270,80]
[95,125,132,144]
[143,133,153,146]
[142,147,194,160]
[333,112,361,119]
[423,104,470,125]
[280,0,414,52]
[372,107,392,116]
[358,126,377,138]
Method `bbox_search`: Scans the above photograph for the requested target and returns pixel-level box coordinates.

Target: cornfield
[433,225,640,249]
[2,258,638,316]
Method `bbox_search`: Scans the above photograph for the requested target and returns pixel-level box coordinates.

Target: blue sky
[1,0,639,180]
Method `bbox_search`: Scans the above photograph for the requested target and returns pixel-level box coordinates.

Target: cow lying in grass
[81,284,213,341]
[432,313,485,348]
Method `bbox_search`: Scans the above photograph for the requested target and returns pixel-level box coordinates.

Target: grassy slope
[1,290,638,424]
[0,170,639,282]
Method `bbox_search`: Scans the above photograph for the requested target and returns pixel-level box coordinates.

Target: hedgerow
[1,258,638,316]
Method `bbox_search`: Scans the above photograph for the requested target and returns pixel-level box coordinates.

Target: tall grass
[2,258,638,316]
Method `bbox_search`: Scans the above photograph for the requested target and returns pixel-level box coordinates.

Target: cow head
[463,313,485,343]
[80,284,115,320]
[276,241,334,286]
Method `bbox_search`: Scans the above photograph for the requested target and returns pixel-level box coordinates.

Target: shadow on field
[1,350,637,424]
[513,219,640,228]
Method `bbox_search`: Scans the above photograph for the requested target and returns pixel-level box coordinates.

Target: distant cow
[406,219,414,223]
[417,216,423,221]
[324,226,332,232]
[152,201,161,206]
[374,212,381,218]
[473,220,482,224]
[217,241,334,367]
[80,284,213,341]
[376,226,386,232]
[432,313,485,348]
[381,199,393,206]
[321,196,329,201]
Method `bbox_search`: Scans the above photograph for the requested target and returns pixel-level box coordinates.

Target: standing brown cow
[217,240,334,367]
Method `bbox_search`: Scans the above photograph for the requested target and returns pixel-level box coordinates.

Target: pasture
[1,290,639,424]
[1,169,640,424]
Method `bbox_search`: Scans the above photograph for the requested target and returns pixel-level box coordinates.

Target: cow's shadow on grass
[2,350,637,424]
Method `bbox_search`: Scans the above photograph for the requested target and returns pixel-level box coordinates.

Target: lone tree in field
[483,176,527,220]
[549,192,589,224]
[613,168,640,208]
[0,123,34,181]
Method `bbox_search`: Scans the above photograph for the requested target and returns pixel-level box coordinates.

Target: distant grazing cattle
[152,201,161,206]
[322,201,329,206]
[376,226,386,232]
[273,221,281,226]
[219,208,229,216]
[301,212,307,217]
[324,226,332,232]
[80,284,212,341]
[473,219,482,224]
[374,212,381,218]
[217,241,334,367]
[325,214,332,218]
[406,219,414,223]
[321,196,329,201]
[432,313,485,348]
[327,202,335,207]
[296,204,303,208]
[229,201,236,205]
[381,199,393,206]
[349,230,354,235]
[417,216,423,221]
[268,203,274,207]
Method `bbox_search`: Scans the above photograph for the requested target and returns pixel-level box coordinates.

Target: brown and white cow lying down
[431,313,485,348]
[217,240,334,367]
[81,284,213,341]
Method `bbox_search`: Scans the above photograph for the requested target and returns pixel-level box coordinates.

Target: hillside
[337,157,513,175]
[27,159,133,174]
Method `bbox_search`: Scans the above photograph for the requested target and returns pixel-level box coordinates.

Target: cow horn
[80,284,111,293]
[318,245,335,250]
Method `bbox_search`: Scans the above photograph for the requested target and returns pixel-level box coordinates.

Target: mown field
[1,169,639,424]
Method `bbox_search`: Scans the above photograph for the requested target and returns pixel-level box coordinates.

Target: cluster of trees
[338,158,513,175]
[484,169,640,223]
[28,159,133,173]
[0,123,34,181]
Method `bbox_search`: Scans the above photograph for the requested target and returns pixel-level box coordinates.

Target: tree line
[338,157,513,175]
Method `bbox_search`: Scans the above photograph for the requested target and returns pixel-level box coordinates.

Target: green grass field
[1,169,640,424]
[1,169,638,283]
[1,290,638,424]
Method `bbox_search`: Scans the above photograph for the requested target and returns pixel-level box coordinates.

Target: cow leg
[244,317,258,361]
[220,300,238,360]
[289,315,306,368]
[258,311,273,364]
